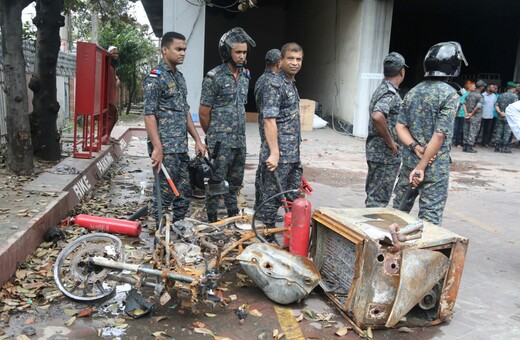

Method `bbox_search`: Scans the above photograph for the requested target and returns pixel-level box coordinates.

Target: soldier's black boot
[468,145,477,153]
[494,144,501,152]
[501,145,512,153]
[227,208,239,218]
[463,144,469,152]
[207,213,218,223]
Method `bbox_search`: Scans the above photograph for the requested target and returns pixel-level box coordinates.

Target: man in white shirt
[506,100,520,140]
[480,84,498,147]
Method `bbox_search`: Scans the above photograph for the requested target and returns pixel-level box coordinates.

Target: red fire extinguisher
[70,214,142,237]
[289,191,312,257]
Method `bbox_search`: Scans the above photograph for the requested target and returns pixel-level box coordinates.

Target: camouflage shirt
[464,90,484,119]
[496,91,518,120]
[398,80,459,168]
[200,63,249,148]
[259,71,301,163]
[254,70,278,144]
[143,60,189,154]
[366,80,403,164]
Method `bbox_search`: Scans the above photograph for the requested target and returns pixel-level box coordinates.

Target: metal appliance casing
[311,207,468,329]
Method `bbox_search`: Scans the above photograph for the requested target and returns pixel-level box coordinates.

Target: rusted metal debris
[237,243,321,304]
[311,207,469,330]
[53,210,319,313]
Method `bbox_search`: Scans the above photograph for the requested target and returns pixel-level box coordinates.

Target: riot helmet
[423,41,468,78]
[218,27,256,66]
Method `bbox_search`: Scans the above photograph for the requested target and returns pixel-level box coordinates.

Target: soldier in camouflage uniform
[143,32,206,225]
[254,49,282,212]
[198,28,256,222]
[393,42,467,225]
[494,82,519,153]
[256,42,304,228]
[365,52,407,208]
[462,80,486,153]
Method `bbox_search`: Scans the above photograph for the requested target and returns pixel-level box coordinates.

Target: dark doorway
[390,0,520,92]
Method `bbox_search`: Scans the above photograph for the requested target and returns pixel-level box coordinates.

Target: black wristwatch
[408,141,419,152]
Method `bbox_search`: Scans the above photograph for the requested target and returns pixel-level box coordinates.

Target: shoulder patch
[150,68,162,75]
[243,68,251,79]
[269,76,282,88]
[206,66,221,79]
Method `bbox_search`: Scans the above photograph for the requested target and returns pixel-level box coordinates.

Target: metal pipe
[90,257,194,283]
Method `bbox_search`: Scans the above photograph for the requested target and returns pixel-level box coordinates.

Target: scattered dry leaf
[153,316,169,323]
[205,313,217,317]
[78,307,94,317]
[194,327,213,336]
[398,327,413,333]
[249,309,262,317]
[335,326,349,336]
[64,308,78,316]
[65,316,76,327]
[192,321,206,328]
[23,316,35,325]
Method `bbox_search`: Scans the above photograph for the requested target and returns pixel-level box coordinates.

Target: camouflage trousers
[205,147,246,217]
[151,153,191,224]
[254,162,262,211]
[463,114,482,146]
[365,161,400,208]
[257,162,302,226]
[392,162,450,226]
[494,117,512,145]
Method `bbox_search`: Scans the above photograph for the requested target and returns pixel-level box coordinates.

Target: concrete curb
[0,126,147,287]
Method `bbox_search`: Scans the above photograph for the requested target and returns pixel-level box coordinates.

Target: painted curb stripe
[274,305,305,340]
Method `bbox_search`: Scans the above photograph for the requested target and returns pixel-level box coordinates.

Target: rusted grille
[314,223,357,307]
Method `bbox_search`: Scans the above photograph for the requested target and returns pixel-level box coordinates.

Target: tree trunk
[125,69,136,115]
[29,0,64,161]
[0,0,34,174]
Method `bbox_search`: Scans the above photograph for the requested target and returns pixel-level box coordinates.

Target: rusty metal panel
[311,207,469,329]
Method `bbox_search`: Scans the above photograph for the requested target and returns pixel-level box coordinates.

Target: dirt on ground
[303,166,365,187]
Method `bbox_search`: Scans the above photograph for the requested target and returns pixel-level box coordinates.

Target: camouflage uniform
[200,63,250,218]
[365,80,402,208]
[143,60,191,222]
[257,71,302,226]
[253,70,278,210]
[392,80,459,225]
[494,91,517,147]
[463,90,484,146]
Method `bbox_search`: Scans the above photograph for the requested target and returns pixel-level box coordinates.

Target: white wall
[163,0,205,121]
[296,0,394,137]
[353,0,394,137]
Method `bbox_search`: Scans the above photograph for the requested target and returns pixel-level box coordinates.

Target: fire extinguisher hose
[251,189,297,243]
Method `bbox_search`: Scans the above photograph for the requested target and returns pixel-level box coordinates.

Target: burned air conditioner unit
[311,207,468,329]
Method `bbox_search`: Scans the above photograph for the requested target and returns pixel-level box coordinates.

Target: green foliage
[22,20,37,41]
[66,0,134,42]
[99,21,157,104]
[64,0,156,105]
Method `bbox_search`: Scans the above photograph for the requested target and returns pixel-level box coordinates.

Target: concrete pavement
[0,119,519,338]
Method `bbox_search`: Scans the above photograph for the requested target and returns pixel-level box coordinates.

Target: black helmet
[189,157,213,190]
[423,41,468,78]
[189,157,226,190]
[218,27,256,64]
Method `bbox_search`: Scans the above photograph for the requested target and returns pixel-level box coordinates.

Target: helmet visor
[221,27,256,49]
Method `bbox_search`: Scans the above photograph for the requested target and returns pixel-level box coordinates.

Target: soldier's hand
[195,141,207,158]
[428,154,437,166]
[409,169,424,189]
[150,148,163,171]
[266,154,279,172]
[389,141,399,156]
[413,145,426,159]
